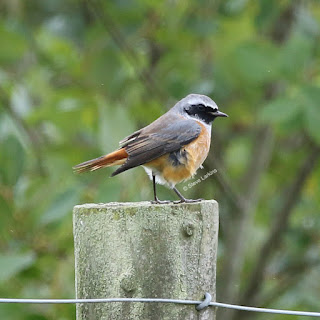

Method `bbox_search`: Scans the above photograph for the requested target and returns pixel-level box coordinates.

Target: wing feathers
[74,115,202,177]
[112,120,201,176]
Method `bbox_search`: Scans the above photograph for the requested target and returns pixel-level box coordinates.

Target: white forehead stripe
[186,95,217,109]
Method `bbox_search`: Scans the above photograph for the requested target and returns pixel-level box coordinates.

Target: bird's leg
[151,175,171,204]
[172,187,203,203]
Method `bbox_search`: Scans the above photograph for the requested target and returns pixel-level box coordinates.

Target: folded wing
[112,118,201,176]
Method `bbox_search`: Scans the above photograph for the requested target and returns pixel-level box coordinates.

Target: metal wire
[0,295,320,317]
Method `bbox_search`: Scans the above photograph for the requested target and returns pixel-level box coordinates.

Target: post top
[73,199,218,211]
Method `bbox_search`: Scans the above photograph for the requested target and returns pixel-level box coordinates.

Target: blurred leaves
[0,22,27,64]
[301,86,320,143]
[259,97,301,123]
[0,135,25,186]
[0,1,319,319]
[0,252,35,283]
[233,41,278,84]
[259,85,320,143]
[40,188,80,225]
[279,33,313,79]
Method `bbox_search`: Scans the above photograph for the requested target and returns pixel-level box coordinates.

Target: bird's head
[175,94,228,125]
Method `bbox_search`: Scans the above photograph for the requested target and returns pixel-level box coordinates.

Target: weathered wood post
[73,200,219,320]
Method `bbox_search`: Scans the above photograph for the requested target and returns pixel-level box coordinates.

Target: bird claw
[151,198,172,204]
[173,198,203,204]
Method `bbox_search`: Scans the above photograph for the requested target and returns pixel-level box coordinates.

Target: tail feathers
[73,148,128,173]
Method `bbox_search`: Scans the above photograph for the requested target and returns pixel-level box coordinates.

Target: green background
[0,1,320,319]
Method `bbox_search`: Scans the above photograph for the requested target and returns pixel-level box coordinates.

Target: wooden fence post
[73,200,219,320]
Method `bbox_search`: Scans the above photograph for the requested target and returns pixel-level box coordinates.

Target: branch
[218,126,274,309]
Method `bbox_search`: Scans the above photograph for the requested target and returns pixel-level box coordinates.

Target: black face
[185,104,220,124]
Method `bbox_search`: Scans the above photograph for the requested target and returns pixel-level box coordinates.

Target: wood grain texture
[73,200,219,320]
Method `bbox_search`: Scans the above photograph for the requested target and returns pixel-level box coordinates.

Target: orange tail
[73,148,128,173]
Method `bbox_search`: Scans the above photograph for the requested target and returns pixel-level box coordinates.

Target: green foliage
[233,41,279,84]
[260,85,320,143]
[0,253,35,283]
[40,188,81,225]
[0,135,25,186]
[0,22,27,64]
[0,0,319,319]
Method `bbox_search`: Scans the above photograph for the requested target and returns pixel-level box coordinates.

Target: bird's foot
[173,198,203,204]
[151,197,171,204]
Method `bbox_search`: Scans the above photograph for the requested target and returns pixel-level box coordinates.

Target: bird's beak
[212,110,228,117]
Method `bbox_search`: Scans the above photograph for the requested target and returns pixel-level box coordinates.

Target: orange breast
[184,122,210,172]
[145,121,211,186]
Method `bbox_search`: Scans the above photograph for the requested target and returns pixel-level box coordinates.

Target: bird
[73,94,228,203]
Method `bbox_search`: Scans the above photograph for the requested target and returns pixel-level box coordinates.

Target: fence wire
[0,295,320,317]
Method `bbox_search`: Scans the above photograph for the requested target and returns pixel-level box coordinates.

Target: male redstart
[73,94,228,203]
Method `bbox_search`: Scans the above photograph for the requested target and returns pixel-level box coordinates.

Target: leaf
[279,34,313,79]
[0,135,25,186]
[255,0,278,31]
[0,253,35,283]
[233,42,278,84]
[36,28,80,72]
[0,23,27,64]
[40,188,80,225]
[259,97,302,123]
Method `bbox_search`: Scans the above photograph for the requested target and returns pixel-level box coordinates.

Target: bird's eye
[212,107,218,112]
[197,104,206,111]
